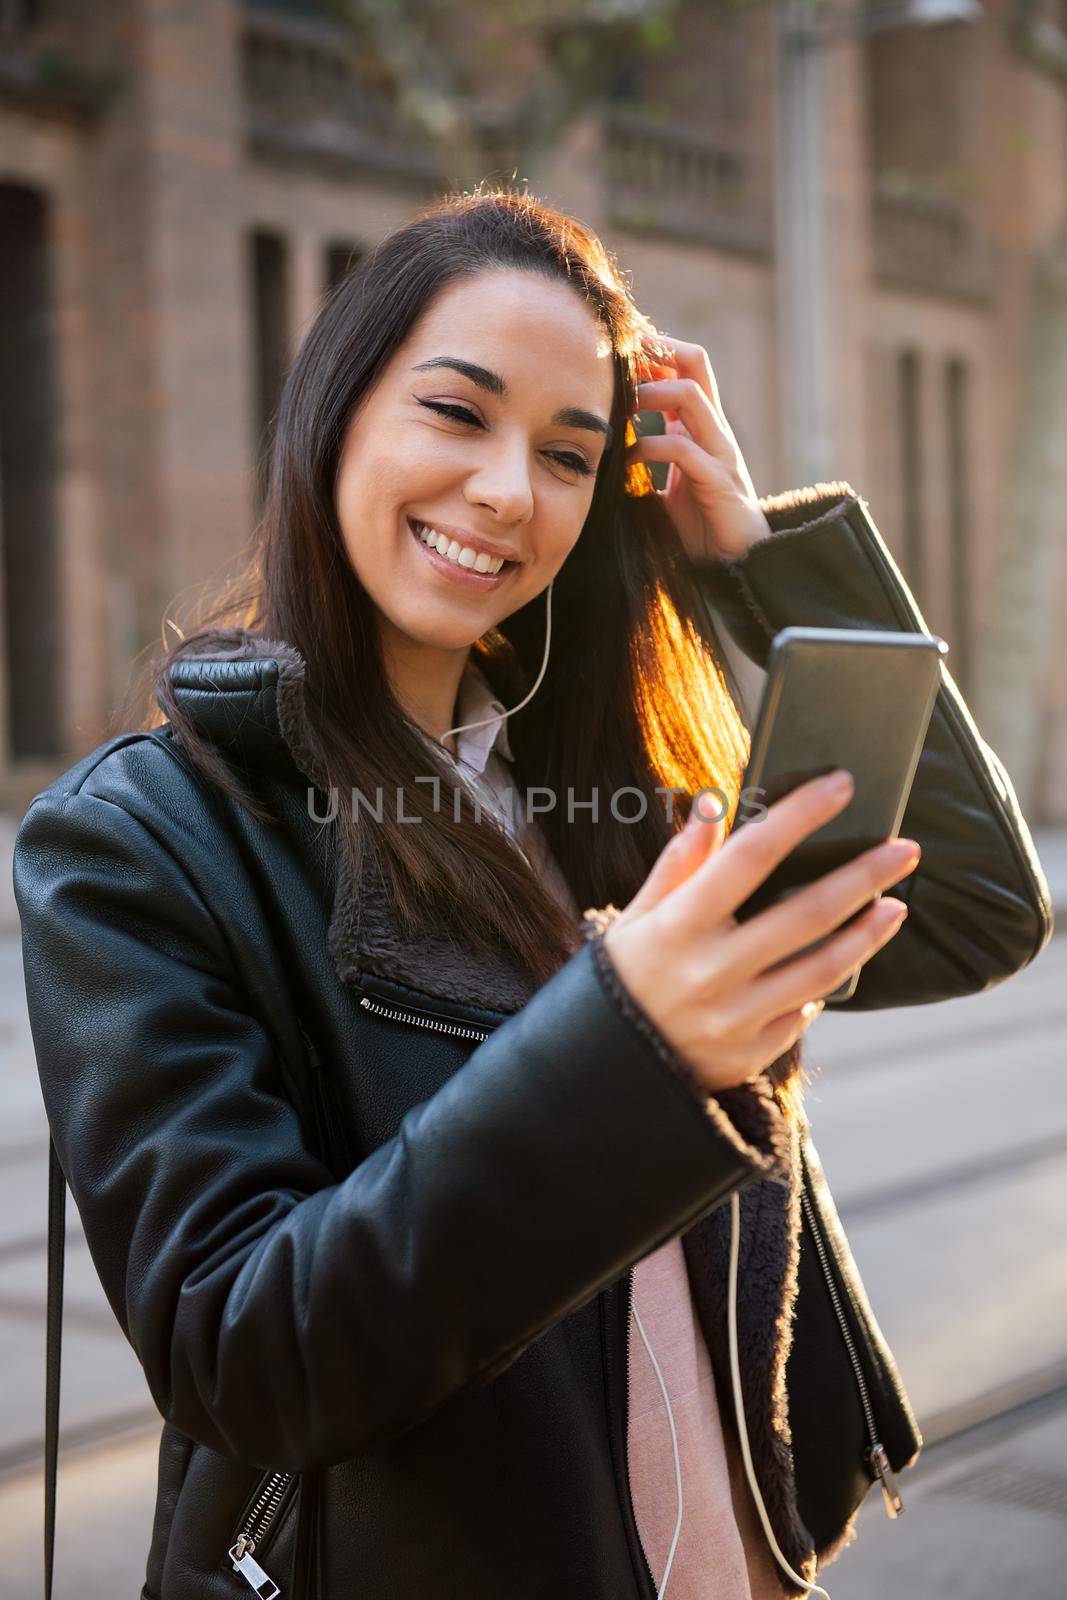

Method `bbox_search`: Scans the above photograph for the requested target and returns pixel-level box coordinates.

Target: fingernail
[887,838,921,870]
[687,794,725,828]
[880,899,908,924]
[823,769,854,797]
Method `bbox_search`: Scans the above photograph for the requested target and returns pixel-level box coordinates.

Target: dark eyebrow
[410,357,614,451]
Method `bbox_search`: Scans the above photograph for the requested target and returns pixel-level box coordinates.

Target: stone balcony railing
[240,2,441,186]
[240,8,772,253]
[601,107,771,257]
[872,180,992,303]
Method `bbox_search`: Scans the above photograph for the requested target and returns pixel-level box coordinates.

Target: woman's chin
[386,601,493,654]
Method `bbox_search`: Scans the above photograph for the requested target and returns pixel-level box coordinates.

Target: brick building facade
[1,0,1066,816]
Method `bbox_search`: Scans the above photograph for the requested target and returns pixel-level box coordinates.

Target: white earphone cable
[632,1299,684,1598]
[728,1190,832,1599]
[442,578,554,744]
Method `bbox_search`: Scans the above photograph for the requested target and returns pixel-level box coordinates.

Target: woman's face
[335,268,617,654]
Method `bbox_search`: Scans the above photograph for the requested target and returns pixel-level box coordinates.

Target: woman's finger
[621,803,725,920]
[633,377,736,468]
[730,898,908,1030]
[721,835,921,984]
[627,424,737,486]
[671,769,856,932]
[746,998,825,1077]
[641,333,726,421]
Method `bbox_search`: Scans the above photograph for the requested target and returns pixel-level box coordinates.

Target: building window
[896,348,926,604]
[945,355,972,692]
[0,0,43,31]
[249,229,290,502]
[324,240,363,293]
[0,183,61,760]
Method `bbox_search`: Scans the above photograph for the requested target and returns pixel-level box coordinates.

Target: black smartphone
[731,626,947,1003]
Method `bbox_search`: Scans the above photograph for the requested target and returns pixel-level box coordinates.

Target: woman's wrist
[578,916,792,1181]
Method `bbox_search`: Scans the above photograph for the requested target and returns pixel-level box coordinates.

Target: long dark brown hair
[128,186,752,996]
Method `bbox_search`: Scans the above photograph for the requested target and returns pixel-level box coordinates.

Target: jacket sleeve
[690,481,1054,1008]
[12,773,791,1473]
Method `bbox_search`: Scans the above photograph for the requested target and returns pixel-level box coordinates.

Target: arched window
[896,348,926,605]
[248,228,290,503]
[0,182,61,760]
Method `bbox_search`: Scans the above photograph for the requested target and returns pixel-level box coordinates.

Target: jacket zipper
[227,1470,295,1596]
[224,1017,337,1595]
[799,1184,904,1518]
[224,1001,498,1593]
[358,992,494,1043]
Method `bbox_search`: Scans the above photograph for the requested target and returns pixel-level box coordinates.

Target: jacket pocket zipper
[358,992,495,1043]
[799,1184,904,1518]
[227,1469,296,1596]
[226,1002,497,1593]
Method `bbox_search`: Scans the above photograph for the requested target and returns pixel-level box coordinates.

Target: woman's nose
[464,447,535,526]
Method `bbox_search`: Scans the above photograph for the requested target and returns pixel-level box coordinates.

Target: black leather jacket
[13,484,1052,1600]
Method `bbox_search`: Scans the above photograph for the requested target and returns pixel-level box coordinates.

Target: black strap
[40,735,177,1600]
[39,732,317,1598]
[45,1136,66,1600]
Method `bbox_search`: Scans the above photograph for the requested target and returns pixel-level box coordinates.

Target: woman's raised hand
[601,772,921,1095]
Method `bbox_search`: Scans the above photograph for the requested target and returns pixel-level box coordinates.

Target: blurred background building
[3,8,1067,1596]
[1,0,1066,819]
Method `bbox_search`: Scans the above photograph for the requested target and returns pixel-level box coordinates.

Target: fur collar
[164,628,546,1015]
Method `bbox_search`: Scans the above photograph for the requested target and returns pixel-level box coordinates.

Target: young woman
[15,189,1051,1600]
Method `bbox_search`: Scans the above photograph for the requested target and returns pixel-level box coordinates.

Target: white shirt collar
[449,658,514,775]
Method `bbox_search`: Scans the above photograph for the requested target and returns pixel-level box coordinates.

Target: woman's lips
[408,517,517,592]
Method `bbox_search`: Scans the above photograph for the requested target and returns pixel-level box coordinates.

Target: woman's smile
[407,513,522,592]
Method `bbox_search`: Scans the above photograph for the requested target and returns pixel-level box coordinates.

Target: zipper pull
[228,1537,281,1598]
[868,1442,904,1518]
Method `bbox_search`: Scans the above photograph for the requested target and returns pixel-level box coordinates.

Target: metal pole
[774,0,835,488]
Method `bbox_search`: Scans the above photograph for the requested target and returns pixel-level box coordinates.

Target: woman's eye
[417,398,592,478]
[417,398,482,427]
[546,451,593,477]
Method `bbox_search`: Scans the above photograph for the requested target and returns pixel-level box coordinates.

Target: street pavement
[1,817,1065,1598]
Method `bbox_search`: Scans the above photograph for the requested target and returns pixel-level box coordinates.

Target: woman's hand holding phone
[602,771,921,1095]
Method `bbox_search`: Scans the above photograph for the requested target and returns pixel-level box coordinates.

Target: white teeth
[414,522,505,575]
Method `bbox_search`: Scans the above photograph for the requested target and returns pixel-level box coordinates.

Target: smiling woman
[14,185,1050,1600]
[146,190,755,994]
